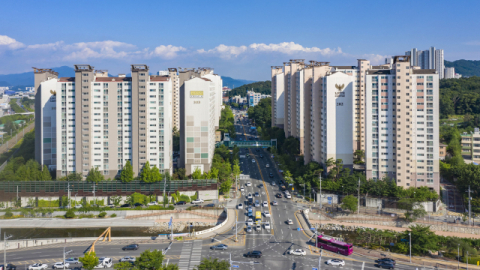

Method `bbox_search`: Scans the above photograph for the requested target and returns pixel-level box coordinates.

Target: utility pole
[409,232,412,263]
[468,185,472,226]
[67,183,70,209]
[319,250,322,270]
[92,184,96,206]
[319,174,322,210]
[357,177,360,215]
[4,232,13,268]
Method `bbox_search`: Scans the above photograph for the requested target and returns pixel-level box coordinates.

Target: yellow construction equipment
[88,227,111,254]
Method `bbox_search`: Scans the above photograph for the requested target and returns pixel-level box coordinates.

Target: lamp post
[409,232,411,263]
[458,243,460,269]
[63,248,73,270]
[3,232,13,268]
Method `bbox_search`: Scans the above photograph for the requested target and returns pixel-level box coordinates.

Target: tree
[284,170,293,185]
[398,198,427,222]
[40,165,52,181]
[113,262,134,270]
[121,160,134,182]
[192,168,203,180]
[79,252,99,270]
[353,149,365,164]
[174,168,187,180]
[110,195,122,207]
[151,165,162,182]
[219,180,232,194]
[232,160,241,179]
[195,257,230,270]
[402,225,438,256]
[342,195,358,213]
[86,167,104,183]
[136,249,165,270]
[140,161,152,182]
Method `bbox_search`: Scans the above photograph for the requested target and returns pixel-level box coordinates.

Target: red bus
[316,235,353,256]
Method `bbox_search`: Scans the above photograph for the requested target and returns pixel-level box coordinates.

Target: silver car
[210,244,228,250]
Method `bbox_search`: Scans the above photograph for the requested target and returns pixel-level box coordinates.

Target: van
[95,258,113,268]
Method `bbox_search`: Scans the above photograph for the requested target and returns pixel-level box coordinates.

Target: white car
[65,258,79,264]
[266,164,270,168]
[247,218,253,226]
[326,259,345,266]
[240,187,245,191]
[246,226,252,233]
[74,205,82,209]
[95,258,112,269]
[288,249,306,256]
[246,182,252,187]
[53,262,70,269]
[262,201,268,207]
[247,194,253,199]
[119,256,136,263]
[287,219,293,225]
[264,222,271,229]
[147,201,158,206]
[255,224,261,231]
[252,159,255,163]
[28,264,48,270]
[191,199,204,204]
[271,182,276,186]
[238,203,243,209]
[263,211,270,217]
[285,193,291,199]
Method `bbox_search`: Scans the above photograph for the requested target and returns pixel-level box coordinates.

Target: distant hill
[445,60,480,77]
[0,66,75,87]
[221,76,256,89]
[227,81,271,97]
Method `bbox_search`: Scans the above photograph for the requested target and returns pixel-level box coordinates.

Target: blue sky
[0,0,479,80]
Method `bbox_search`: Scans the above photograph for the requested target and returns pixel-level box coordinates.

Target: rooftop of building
[366,70,391,75]
[333,66,357,70]
[412,69,437,74]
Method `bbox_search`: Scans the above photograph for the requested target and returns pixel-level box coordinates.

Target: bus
[316,235,353,256]
[255,211,262,224]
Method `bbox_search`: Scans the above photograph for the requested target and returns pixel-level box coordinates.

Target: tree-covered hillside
[227,81,271,97]
[439,77,480,118]
[445,60,480,77]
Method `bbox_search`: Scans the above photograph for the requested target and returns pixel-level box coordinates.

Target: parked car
[64,258,79,265]
[28,264,48,270]
[288,249,306,256]
[122,244,139,251]
[147,201,158,206]
[120,204,131,208]
[74,205,82,209]
[204,204,215,208]
[191,199,204,204]
[238,203,243,209]
[119,257,136,263]
[244,251,262,258]
[52,262,70,269]
[326,259,345,266]
[133,203,144,207]
[0,264,17,270]
[174,201,187,205]
[210,244,228,250]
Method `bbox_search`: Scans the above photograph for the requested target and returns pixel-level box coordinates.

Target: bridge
[216,139,277,148]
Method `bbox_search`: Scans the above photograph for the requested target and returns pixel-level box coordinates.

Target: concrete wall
[198,189,218,200]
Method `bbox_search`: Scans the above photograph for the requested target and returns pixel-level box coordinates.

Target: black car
[0,264,17,270]
[254,192,259,197]
[376,262,395,269]
[269,173,274,178]
[259,155,263,158]
[122,244,139,251]
[72,267,82,270]
[175,201,187,205]
[133,203,144,207]
[375,258,396,265]
[204,203,215,208]
[276,193,282,198]
[256,149,260,152]
[120,204,131,208]
[244,251,262,258]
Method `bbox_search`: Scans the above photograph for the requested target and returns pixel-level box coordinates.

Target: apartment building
[365,56,440,192]
[271,66,284,128]
[461,128,480,163]
[405,47,445,79]
[271,55,440,193]
[34,65,173,179]
[181,75,222,175]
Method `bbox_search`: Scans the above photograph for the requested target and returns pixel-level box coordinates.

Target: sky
[0,0,479,81]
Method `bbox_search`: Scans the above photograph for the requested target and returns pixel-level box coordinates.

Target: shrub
[65,209,76,218]
[98,212,107,218]
[110,213,117,218]
[4,209,13,218]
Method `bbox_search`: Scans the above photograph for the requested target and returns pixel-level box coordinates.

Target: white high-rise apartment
[444,67,455,79]
[271,56,440,193]
[271,66,285,128]
[34,65,173,179]
[405,47,444,79]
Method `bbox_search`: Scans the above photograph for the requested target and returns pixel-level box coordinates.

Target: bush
[65,209,76,218]
[98,212,107,218]
[4,209,13,218]
[110,213,117,218]
[464,256,480,264]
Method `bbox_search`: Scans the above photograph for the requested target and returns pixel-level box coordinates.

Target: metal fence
[0,179,218,193]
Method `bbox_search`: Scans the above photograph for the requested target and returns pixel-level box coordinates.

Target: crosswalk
[178,240,203,270]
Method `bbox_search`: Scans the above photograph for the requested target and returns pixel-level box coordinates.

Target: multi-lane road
[2,112,438,270]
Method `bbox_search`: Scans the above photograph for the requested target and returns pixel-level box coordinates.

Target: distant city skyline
[1,0,479,80]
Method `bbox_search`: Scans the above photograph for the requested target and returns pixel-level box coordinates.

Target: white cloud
[150,45,187,59]
[360,53,388,65]
[0,35,24,49]
[197,44,248,59]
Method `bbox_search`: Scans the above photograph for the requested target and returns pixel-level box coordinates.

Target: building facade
[405,47,444,79]
[34,65,173,179]
[271,66,285,128]
[271,55,440,193]
[461,128,480,164]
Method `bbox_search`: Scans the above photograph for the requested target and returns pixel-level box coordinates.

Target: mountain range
[0,66,257,89]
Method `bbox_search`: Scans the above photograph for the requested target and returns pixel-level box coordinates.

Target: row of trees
[247,97,271,130]
[218,105,236,139]
[439,77,480,118]
[227,80,271,97]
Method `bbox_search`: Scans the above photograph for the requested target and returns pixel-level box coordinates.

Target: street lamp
[3,231,13,268]
[458,243,460,269]
[409,232,411,263]
[63,248,73,270]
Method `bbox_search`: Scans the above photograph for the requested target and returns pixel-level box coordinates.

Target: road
[2,111,439,269]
